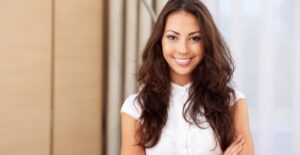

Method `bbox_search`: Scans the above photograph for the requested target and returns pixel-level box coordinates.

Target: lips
[173,57,193,66]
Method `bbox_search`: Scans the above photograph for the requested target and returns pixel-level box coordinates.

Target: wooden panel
[0,0,52,155]
[100,0,104,154]
[54,0,102,154]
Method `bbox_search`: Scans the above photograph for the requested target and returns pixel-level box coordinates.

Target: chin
[173,69,193,76]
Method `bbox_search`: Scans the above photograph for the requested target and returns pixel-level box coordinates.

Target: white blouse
[120,83,246,155]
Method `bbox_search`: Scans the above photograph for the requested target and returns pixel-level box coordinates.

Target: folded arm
[230,99,254,155]
[120,113,146,155]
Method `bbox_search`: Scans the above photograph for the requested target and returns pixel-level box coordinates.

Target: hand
[223,135,244,155]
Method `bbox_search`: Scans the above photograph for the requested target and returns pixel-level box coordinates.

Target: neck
[170,74,191,86]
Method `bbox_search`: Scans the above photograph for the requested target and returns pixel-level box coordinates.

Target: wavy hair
[136,0,236,151]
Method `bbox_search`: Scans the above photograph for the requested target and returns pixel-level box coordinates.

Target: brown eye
[166,35,178,41]
[190,36,202,41]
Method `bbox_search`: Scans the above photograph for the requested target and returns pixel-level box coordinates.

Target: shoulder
[230,94,254,154]
[120,94,142,120]
[230,89,246,106]
[120,94,146,154]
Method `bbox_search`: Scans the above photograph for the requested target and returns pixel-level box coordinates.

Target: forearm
[239,137,254,155]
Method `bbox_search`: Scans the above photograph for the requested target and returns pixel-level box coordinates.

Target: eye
[190,36,202,42]
[166,35,178,41]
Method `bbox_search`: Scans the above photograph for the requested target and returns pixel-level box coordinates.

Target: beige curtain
[105,0,167,155]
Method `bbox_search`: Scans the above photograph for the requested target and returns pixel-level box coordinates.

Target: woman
[120,0,254,154]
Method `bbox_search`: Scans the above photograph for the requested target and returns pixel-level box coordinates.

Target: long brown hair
[136,0,235,151]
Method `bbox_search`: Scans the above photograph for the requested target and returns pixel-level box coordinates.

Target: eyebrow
[167,30,201,35]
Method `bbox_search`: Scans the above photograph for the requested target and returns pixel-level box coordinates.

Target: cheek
[191,44,204,56]
[162,41,175,56]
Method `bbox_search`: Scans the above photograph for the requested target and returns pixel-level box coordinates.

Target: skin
[121,10,254,155]
[229,99,254,155]
[161,10,204,86]
[121,114,145,155]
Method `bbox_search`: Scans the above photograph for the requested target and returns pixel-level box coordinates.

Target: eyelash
[166,35,178,40]
[166,35,202,41]
[190,36,202,41]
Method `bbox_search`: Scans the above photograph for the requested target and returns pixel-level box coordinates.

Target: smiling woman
[120,0,254,155]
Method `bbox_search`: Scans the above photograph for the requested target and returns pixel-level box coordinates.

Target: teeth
[174,57,192,65]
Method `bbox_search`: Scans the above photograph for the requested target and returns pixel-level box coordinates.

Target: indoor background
[0,0,299,155]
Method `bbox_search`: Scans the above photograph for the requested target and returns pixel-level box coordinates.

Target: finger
[231,144,243,155]
[224,136,244,155]
[230,139,244,154]
[228,135,243,150]
[233,135,242,143]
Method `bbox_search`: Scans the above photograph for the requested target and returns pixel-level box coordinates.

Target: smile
[173,57,193,66]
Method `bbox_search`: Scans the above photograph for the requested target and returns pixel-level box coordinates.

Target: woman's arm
[120,113,146,155]
[230,99,254,155]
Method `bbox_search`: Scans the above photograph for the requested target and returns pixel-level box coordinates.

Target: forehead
[164,10,201,32]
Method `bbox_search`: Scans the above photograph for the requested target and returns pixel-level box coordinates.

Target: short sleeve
[230,89,246,106]
[120,94,142,119]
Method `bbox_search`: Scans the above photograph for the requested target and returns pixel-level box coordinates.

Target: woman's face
[162,10,204,86]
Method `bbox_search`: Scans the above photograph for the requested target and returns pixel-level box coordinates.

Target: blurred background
[0,0,299,155]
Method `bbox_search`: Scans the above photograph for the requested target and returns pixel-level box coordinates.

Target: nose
[177,40,189,54]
